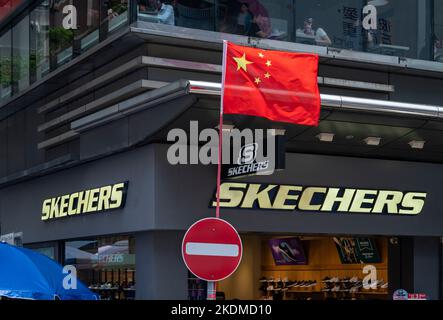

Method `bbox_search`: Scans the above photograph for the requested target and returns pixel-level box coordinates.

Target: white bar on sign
[186,242,239,257]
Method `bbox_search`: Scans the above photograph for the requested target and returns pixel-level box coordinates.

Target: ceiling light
[215,124,235,132]
[368,0,389,7]
[408,140,425,149]
[270,129,286,136]
[316,133,334,142]
[364,137,381,146]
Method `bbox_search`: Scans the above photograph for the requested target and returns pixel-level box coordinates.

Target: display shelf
[262,264,388,272]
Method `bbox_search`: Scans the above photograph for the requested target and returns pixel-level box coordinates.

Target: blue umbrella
[0,242,99,300]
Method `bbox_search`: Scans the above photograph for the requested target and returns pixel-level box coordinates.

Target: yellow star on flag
[255,77,261,85]
[258,52,264,58]
[233,53,253,72]
[264,72,271,79]
[266,60,272,67]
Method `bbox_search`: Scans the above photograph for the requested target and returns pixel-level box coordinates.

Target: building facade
[1,0,443,300]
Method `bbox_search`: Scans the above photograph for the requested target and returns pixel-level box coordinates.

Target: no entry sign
[182,218,243,282]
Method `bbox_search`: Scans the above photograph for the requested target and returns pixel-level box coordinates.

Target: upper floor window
[136,0,439,62]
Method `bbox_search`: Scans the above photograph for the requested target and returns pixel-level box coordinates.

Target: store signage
[182,218,243,282]
[41,182,128,221]
[0,232,23,246]
[222,135,285,179]
[211,182,427,215]
[393,289,427,300]
[334,237,381,264]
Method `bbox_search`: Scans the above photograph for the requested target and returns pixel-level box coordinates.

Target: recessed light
[316,133,334,142]
[408,140,425,149]
[368,0,389,6]
[215,124,235,132]
[364,137,381,146]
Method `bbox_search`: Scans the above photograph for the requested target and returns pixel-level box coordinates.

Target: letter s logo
[238,143,258,165]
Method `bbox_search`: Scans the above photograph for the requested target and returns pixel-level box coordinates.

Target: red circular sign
[182,218,243,282]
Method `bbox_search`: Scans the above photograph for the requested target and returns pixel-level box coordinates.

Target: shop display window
[218,235,388,300]
[64,235,136,300]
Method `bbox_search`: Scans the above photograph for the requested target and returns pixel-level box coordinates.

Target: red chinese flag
[222,42,321,126]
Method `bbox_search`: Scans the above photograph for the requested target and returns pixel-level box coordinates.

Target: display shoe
[322,276,331,283]
[331,285,341,292]
[349,286,360,293]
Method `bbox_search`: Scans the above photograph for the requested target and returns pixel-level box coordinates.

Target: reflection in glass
[105,0,129,34]
[30,1,50,83]
[73,0,100,53]
[65,235,136,300]
[12,16,30,94]
[0,30,11,102]
[434,0,443,62]
[49,0,74,67]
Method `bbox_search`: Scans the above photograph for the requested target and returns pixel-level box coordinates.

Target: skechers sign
[41,182,128,221]
[211,183,427,215]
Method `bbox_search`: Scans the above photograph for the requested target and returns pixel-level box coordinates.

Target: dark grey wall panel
[24,107,45,169]
[6,111,25,174]
[135,231,188,299]
[147,43,221,65]
[389,74,443,105]
[0,120,7,177]
[80,117,129,160]
[413,237,441,299]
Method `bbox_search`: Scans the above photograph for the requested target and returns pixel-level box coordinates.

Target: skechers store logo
[41,182,128,221]
[211,183,427,215]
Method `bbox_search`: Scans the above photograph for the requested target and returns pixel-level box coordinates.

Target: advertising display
[268,237,307,265]
[334,237,381,264]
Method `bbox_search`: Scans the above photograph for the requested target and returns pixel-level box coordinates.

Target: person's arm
[316,28,332,46]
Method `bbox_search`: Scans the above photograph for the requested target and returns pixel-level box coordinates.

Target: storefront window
[30,1,50,83]
[0,29,12,102]
[12,15,30,94]
[65,235,136,300]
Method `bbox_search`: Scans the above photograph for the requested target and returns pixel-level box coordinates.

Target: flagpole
[208,40,228,302]
[216,40,228,220]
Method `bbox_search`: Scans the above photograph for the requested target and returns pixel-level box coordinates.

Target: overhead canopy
[71,80,443,164]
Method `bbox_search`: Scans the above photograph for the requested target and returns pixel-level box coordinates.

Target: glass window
[30,0,50,83]
[49,0,74,68]
[137,0,178,27]
[12,15,30,94]
[219,0,293,41]
[72,0,100,53]
[135,0,438,63]
[434,0,443,62]
[65,235,136,300]
[104,0,129,34]
[0,29,12,102]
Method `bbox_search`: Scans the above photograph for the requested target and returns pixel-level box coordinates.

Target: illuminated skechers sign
[211,183,427,215]
[41,182,128,221]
